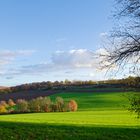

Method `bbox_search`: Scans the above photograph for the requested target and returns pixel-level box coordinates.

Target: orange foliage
[68,100,78,112]
[8,99,15,106]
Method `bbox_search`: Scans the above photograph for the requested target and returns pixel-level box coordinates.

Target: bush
[0,105,7,113]
[8,99,15,107]
[16,99,29,113]
[68,100,78,112]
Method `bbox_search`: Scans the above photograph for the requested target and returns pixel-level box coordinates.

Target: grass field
[0,91,140,140]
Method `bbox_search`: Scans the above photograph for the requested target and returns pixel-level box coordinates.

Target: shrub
[0,105,7,113]
[8,99,15,107]
[16,99,29,113]
[68,100,78,112]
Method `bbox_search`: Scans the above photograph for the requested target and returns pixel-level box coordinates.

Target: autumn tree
[0,101,8,108]
[55,97,65,112]
[0,105,7,113]
[8,99,15,107]
[16,99,29,113]
[68,100,78,112]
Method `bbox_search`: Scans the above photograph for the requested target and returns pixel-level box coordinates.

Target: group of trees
[0,97,78,114]
[104,76,140,88]
[0,76,139,94]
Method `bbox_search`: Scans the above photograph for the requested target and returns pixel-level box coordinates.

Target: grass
[0,122,140,140]
[50,92,129,111]
[0,110,139,127]
[0,91,140,140]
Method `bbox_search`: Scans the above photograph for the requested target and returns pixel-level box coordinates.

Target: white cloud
[0,50,36,77]
[0,49,110,80]
[0,50,36,67]
[51,49,97,68]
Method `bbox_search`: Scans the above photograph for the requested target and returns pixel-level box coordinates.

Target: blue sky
[0,0,123,86]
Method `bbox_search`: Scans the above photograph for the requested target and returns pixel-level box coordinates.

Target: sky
[0,0,124,86]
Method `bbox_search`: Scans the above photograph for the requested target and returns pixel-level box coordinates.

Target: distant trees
[0,96,78,115]
[1,77,139,95]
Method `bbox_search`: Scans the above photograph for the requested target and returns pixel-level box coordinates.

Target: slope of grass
[0,110,139,127]
[0,122,139,140]
[0,91,139,140]
[50,92,129,111]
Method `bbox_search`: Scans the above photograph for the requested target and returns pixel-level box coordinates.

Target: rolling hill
[0,91,139,140]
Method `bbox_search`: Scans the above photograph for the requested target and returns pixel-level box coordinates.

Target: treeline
[0,76,139,94]
[0,96,78,114]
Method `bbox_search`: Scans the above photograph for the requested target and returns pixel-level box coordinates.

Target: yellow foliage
[0,105,7,113]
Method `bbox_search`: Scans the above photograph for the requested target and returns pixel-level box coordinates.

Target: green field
[0,92,140,140]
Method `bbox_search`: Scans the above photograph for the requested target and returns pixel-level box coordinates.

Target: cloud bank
[0,49,110,82]
[0,50,35,67]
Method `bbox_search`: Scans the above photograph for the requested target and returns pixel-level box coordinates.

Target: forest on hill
[0,76,139,94]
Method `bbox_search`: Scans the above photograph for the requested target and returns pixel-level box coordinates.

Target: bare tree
[103,0,140,117]
[104,0,140,74]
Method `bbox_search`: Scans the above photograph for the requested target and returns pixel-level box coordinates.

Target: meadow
[0,91,140,140]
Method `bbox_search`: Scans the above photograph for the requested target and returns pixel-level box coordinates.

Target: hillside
[0,91,139,140]
[0,88,125,101]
